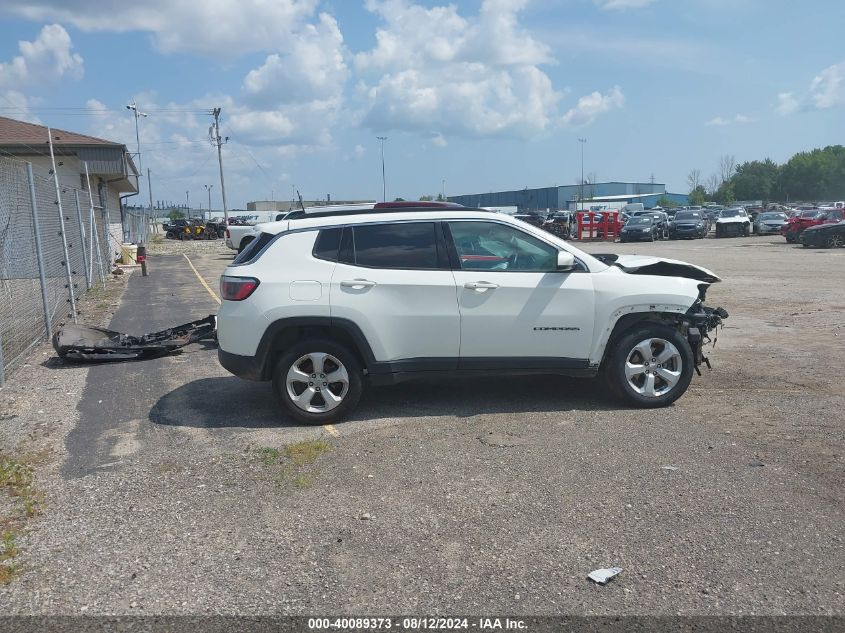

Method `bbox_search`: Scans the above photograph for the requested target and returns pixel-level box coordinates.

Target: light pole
[205,184,213,216]
[377,136,388,202]
[125,101,147,173]
[186,190,190,219]
[442,178,446,201]
[578,137,587,210]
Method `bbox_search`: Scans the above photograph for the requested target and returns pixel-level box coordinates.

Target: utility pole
[211,107,230,224]
[578,137,587,211]
[205,184,213,216]
[147,168,154,241]
[377,136,388,202]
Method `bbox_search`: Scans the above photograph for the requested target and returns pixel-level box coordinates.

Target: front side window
[448,221,558,272]
[352,222,438,269]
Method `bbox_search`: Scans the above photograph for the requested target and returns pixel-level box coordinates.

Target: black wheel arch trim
[249,316,377,381]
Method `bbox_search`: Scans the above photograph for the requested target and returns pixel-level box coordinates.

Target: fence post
[74,190,92,290]
[47,126,77,323]
[83,164,106,287]
[26,162,53,339]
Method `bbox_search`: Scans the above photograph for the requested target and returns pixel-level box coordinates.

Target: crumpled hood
[715,216,746,224]
[592,254,720,283]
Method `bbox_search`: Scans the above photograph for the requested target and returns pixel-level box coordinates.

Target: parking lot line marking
[323,424,340,437]
[183,254,221,304]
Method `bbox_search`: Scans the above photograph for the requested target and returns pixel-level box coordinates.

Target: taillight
[220,276,259,301]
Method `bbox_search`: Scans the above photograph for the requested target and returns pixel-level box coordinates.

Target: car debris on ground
[52,315,216,362]
[587,567,624,585]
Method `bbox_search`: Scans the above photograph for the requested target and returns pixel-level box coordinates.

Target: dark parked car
[669,210,708,239]
[619,216,660,242]
[800,219,845,249]
[541,212,571,238]
[513,212,546,227]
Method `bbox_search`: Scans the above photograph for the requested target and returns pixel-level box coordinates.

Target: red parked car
[781,208,825,243]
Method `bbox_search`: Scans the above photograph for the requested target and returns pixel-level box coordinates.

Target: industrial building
[247,198,375,212]
[448,182,688,211]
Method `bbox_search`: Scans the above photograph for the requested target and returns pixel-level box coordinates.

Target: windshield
[801,210,822,218]
[626,217,652,225]
[674,212,702,221]
[720,209,742,217]
[760,212,786,221]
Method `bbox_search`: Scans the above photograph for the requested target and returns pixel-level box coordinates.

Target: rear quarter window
[313,227,342,261]
[232,232,275,265]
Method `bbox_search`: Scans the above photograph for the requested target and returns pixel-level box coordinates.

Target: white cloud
[561,86,624,127]
[1,0,318,57]
[0,24,83,90]
[776,61,845,115]
[809,61,844,109]
[776,92,798,116]
[353,144,366,158]
[594,0,656,9]
[354,0,615,140]
[705,113,754,126]
[243,13,348,106]
[431,134,448,147]
[0,90,40,123]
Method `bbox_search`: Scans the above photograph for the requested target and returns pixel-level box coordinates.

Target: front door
[446,220,595,364]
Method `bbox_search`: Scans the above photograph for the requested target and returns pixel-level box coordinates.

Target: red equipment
[576,210,623,241]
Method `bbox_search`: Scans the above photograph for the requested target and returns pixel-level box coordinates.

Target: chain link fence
[0,155,114,386]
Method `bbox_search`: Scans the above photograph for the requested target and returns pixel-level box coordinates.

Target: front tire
[603,324,694,408]
[827,234,844,249]
[272,339,363,424]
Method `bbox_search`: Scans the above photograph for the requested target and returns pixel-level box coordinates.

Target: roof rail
[287,202,486,220]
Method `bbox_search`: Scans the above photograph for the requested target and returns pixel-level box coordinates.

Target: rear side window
[232,232,275,265]
[313,227,342,261]
[351,223,438,269]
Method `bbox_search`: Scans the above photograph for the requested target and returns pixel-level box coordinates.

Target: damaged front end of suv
[593,253,729,376]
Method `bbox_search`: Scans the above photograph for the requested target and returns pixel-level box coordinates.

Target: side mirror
[557,251,576,271]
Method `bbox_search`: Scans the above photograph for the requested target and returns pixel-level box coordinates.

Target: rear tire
[272,339,364,425]
[602,324,694,408]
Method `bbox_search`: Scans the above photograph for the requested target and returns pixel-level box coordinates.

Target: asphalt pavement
[1,240,843,618]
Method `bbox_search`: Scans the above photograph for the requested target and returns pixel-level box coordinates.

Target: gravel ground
[145,233,234,257]
[0,234,842,617]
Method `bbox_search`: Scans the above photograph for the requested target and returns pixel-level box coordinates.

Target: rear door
[445,220,595,365]
[329,221,460,367]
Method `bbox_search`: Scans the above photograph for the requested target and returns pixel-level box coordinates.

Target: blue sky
[0,0,842,209]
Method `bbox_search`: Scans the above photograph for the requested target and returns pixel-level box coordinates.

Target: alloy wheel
[624,338,683,398]
[286,352,350,413]
[828,234,844,248]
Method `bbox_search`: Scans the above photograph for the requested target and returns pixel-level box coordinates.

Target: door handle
[464,281,499,290]
[341,279,377,288]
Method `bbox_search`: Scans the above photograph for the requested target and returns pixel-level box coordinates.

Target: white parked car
[216,204,728,424]
[714,207,752,237]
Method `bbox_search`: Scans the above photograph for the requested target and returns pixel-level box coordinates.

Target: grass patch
[257,447,281,465]
[284,440,330,467]
[256,440,331,488]
[0,452,44,584]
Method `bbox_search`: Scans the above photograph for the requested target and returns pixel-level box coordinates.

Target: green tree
[168,209,185,220]
[731,159,779,201]
[716,181,735,206]
[655,196,680,208]
[688,186,707,206]
[777,145,845,200]
[393,197,406,202]
[419,195,434,201]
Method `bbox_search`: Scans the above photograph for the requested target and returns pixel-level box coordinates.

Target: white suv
[217,205,728,424]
